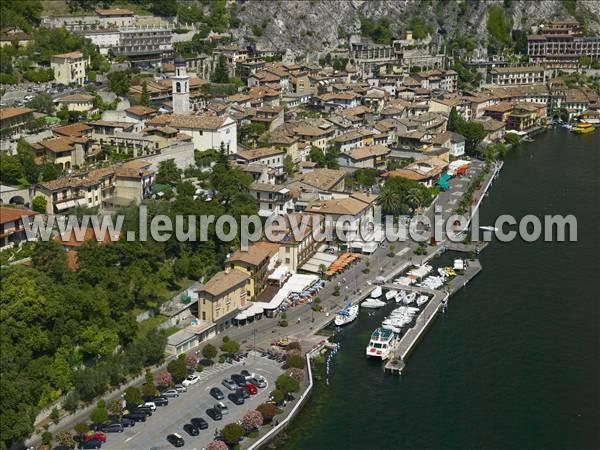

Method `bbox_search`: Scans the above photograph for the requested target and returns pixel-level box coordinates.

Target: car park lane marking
[124,431,140,442]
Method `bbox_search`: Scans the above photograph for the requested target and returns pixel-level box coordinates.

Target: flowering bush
[154,371,172,387]
[242,409,263,432]
[207,441,228,450]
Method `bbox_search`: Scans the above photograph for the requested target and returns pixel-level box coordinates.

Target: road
[105,355,284,450]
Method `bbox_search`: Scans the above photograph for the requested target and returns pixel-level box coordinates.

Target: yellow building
[197,269,249,332]
[226,242,279,300]
[51,51,89,86]
[56,93,96,112]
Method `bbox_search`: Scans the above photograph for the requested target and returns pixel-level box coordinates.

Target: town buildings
[51,51,89,86]
[489,65,545,86]
[0,206,37,249]
[197,268,249,331]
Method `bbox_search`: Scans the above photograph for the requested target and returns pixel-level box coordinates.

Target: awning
[268,265,290,282]
[55,202,70,211]
[77,198,88,206]
[300,252,337,274]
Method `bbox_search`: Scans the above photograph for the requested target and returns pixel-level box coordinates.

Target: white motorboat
[370,286,383,298]
[403,291,416,304]
[334,303,359,326]
[395,290,406,303]
[416,295,429,306]
[385,290,398,300]
[361,298,386,309]
[365,327,398,360]
[381,322,402,334]
[437,268,448,277]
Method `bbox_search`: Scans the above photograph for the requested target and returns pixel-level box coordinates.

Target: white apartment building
[51,51,89,86]
[489,65,545,86]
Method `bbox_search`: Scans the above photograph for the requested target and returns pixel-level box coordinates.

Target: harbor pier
[384,259,482,374]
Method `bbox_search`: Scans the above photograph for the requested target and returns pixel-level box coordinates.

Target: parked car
[222,378,237,391]
[103,423,124,433]
[236,388,250,400]
[183,423,199,436]
[138,402,157,411]
[210,387,224,400]
[123,413,146,422]
[228,392,244,405]
[190,417,208,430]
[153,396,168,406]
[206,408,222,421]
[243,383,258,395]
[78,441,102,449]
[231,374,246,386]
[161,389,180,398]
[214,401,229,415]
[166,433,185,448]
[120,417,136,427]
[131,407,153,416]
[84,433,106,442]
[251,375,267,388]
[199,358,214,366]
[174,384,187,393]
[240,369,251,379]
[182,374,200,387]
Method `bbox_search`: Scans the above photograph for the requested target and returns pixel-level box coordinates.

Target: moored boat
[365,327,398,360]
[571,121,595,134]
[361,298,386,309]
[334,303,359,326]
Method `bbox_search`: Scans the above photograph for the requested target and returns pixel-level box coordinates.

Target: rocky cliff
[230,0,600,60]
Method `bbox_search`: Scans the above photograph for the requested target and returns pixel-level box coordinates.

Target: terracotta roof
[125,105,157,116]
[57,94,95,103]
[0,107,33,121]
[291,168,345,191]
[53,122,93,137]
[0,206,37,225]
[431,131,465,146]
[198,269,249,297]
[335,128,374,143]
[147,113,229,130]
[476,118,506,132]
[344,144,390,161]
[38,136,86,153]
[237,147,285,160]
[38,167,115,191]
[55,226,120,247]
[227,241,279,266]
[485,102,514,113]
[52,51,84,59]
[305,197,369,216]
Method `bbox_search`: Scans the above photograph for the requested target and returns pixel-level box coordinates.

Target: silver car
[251,376,267,389]
[221,378,237,391]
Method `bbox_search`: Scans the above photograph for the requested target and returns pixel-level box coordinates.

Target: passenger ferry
[571,121,595,134]
[365,327,398,360]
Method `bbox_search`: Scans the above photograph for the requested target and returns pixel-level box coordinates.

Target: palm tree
[377,187,402,217]
[406,188,424,215]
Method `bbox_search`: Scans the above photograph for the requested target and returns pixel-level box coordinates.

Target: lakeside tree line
[0,149,257,448]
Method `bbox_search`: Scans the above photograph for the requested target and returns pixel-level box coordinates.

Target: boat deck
[384,259,482,375]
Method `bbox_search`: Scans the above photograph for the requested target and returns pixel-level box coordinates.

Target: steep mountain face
[232,0,600,60]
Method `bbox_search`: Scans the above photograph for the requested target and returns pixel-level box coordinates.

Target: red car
[85,432,107,442]
[242,383,258,395]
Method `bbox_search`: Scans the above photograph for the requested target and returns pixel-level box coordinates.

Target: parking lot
[103,354,284,449]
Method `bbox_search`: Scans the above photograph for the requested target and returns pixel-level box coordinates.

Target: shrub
[196,363,204,373]
[207,441,228,450]
[142,382,158,399]
[54,431,74,446]
[218,355,226,363]
[276,374,300,393]
[50,407,60,424]
[279,320,288,327]
[41,431,52,445]
[74,422,89,435]
[221,423,245,445]
[185,354,198,368]
[333,286,341,296]
[269,389,285,403]
[202,343,217,359]
[220,339,240,354]
[286,341,302,351]
[124,386,142,406]
[222,335,230,343]
[257,403,279,422]
[285,354,305,369]
[287,367,305,383]
[167,356,187,382]
[90,407,108,425]
[311,304,322,312]
[241,409,263,432]
[154,371,172,387]
[63,392,80,413]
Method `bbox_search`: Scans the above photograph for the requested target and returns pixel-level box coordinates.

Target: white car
[182,374,200,387]
[138,401,157,411]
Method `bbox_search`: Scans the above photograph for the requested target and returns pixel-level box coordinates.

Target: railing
[246,345,321,449]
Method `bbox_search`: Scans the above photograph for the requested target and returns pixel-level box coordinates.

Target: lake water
[280,130,600,450]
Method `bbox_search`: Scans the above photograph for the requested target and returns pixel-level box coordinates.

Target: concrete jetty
[383,259,482,374]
